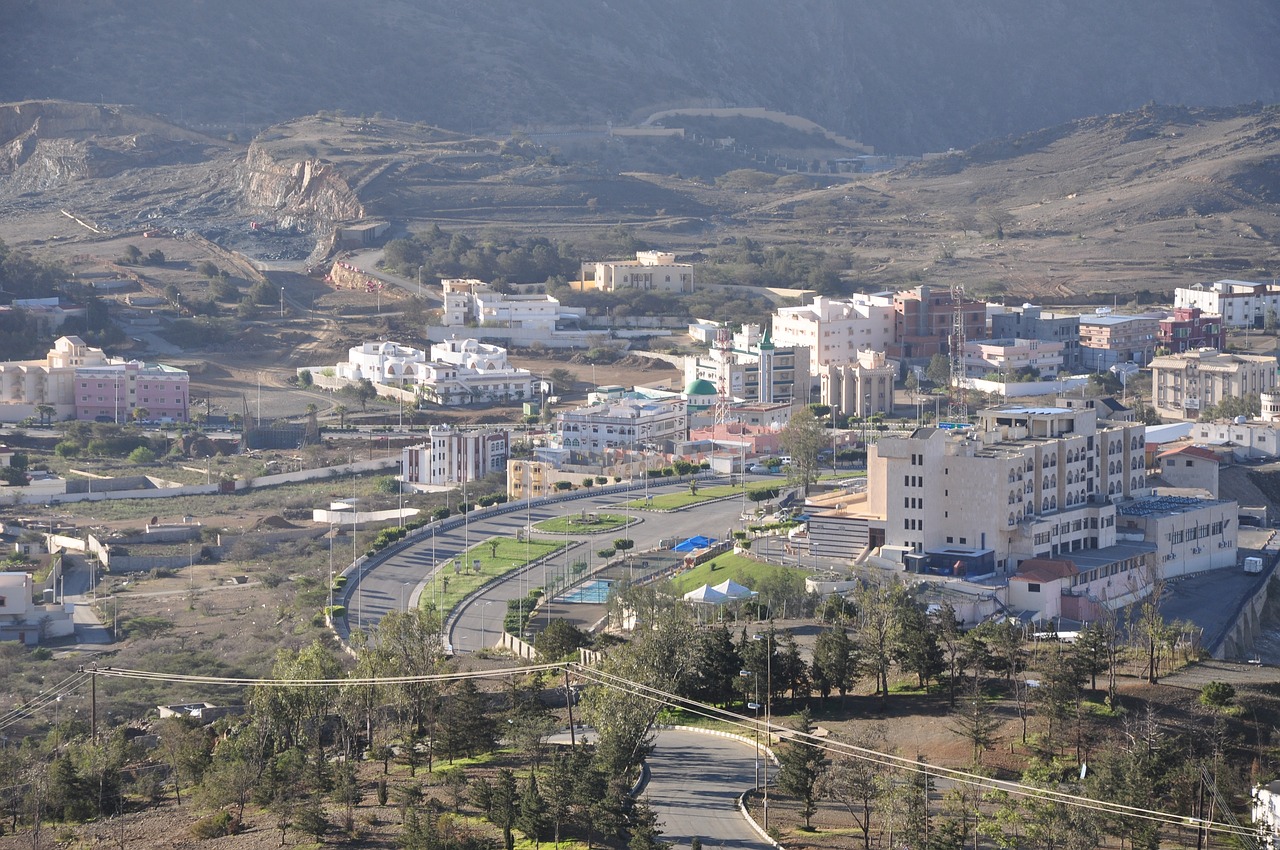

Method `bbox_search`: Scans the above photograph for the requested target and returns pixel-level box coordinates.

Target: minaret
[757,327,775,404]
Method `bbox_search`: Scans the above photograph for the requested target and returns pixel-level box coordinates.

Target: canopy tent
[672,535,717,552]
[682,584,728,604]
[711,579,756,600]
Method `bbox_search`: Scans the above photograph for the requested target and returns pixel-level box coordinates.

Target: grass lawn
[533,513,631,534]
[667,552,806,594]
[621,482,745,510]
[419,536,572,620]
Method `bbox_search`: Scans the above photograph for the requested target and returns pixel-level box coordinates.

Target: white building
[556,397,688,456]
[772,294,896,368]
[1188,419,1280,460]
[319,338,535,406]
[442,278,585,331]
[684,325,811,405]
[401,425,510,487]
[1175,279,1280,328]
[962,338,1065,379]
[819,348,896,418]
[581,251,695,293]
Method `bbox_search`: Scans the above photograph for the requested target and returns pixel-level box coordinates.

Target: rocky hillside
[2,0,1278,154]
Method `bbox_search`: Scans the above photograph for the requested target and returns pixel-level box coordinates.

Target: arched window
[1042,498,1050,512]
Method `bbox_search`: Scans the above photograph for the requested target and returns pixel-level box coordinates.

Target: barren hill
[2,0,1279,155]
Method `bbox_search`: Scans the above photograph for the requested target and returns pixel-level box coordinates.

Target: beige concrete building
[684,325,811,406]
[819,348,896,418]
[772,294,896,367]
[1149,349,1280,421]
[863,404,1148,573]
[0,336,108,422]
[1154,444,1222,496]
[580,251,694,293]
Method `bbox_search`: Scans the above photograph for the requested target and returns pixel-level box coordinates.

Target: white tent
[683,584,728,604]
[712,579,756,600]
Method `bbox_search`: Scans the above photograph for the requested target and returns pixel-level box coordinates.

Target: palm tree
[132,407,150,425]
[335,404,349,429]
[35,404,55,426]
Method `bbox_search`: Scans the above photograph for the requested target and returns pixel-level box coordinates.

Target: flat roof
[1117,495,1231,518]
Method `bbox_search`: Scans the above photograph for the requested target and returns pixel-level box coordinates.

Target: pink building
[74,362,189,423]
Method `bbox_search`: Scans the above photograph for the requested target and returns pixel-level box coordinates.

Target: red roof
[1157,445,1223,464]
[1013,558,1079,583]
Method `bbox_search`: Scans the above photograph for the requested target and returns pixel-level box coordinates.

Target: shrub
[190,811,240,839]
[554,481,572,491]
[582,477,595,488]
[1200,681,1236,708]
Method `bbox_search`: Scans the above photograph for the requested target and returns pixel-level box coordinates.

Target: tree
[811,626,857,702]
[534,619,588,661]
[120,244,143,264]
[926,353,951,388]
[547,368,574,394]
[342,378,378,412]
[517,773,549,847]
[894,600,943,690]
[334,404,349,429]
[949,677,1001,765]
[34,403,55,426]
[818,728,887,850]
[489,768,519,850]
[627,802,670,850]
[779,406,825,493]
[855,582,907,703]
[775,709,827,828]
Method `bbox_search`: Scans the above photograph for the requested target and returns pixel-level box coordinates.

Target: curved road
[343,479,773,650]
[549,727,773,850]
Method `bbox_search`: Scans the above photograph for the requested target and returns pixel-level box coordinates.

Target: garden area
[533,512,632,534]
[418,536,575,622]
[621,482,746,510]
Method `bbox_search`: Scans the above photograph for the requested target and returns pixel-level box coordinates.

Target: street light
[740,669,760,789]
[481,599,494,648]
[752,632,773,830]
[400,582,411,613]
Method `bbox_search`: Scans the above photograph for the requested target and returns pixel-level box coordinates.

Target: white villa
[314,338,534,406]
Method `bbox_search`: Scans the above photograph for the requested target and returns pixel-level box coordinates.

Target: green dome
[686,378,718,397]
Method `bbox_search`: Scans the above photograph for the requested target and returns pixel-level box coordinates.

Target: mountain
[2,0,1278,154]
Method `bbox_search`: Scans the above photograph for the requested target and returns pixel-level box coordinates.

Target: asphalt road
[548,727,773,850]
[343,480,763,650]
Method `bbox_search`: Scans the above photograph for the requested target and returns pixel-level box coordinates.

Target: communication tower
[947,282,969,423]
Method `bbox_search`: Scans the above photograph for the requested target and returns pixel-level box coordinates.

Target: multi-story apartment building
[772,294,896,367]
[890,284,987,361]
[1157,307,1225,353]
[401,425,509,487]
[1174,279,1280,328]
[819,348,896,418]
[556,397,688,457]
[441,278,585,331]
[1149,348,1280,421]
[988,305,1083,371]
[580,251,695,293]
[684,325,811,405]
[962,338,1065,379]
[0,335,104,421]
[75,361,190,423]
[1077,312,1160,369]
[863,405,1147,570]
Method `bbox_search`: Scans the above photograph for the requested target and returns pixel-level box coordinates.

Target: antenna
[948,282,968,422]
[714,326,733,425]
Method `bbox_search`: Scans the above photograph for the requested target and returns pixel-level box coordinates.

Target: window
[1027,583,1041,593]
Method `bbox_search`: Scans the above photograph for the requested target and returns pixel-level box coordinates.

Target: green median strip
[418,536,574,620]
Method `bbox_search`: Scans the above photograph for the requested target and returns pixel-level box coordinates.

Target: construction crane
[947,282,969,424]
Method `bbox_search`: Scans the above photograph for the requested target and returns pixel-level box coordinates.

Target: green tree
[926,353,951,387]
[334,404,349,429]
[817,728,887,850]
[128,445,156,464]
[811,626,857,702]
[776,709,827,828]
[517,773,549,847]
[780,406,825,493]
[121,244,143,264]
[489,768,519,850]
[534,619,589,661]
[949,677,1001,765]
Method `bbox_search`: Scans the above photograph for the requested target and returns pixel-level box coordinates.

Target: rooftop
[1117,494,1229,518]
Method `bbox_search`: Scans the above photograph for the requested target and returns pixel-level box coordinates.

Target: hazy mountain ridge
[2,0,1278,154]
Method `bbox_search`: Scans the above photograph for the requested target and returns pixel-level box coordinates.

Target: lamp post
[740,669,760,789]
[188,542,194,592]
[481,599,494,648]
[752,632,773,829]
[400,582,411,613]
[327,523,334,613]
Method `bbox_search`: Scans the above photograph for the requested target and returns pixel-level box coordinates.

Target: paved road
[548,727,772,850]
[343,481,761,650]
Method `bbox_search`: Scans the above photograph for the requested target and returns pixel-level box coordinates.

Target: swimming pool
[557,579,614,604]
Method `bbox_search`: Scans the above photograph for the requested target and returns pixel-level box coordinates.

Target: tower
[756,327,776,405]
[948,282,969,423]
[714,326,733,425]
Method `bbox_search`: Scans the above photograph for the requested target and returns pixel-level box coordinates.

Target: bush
[553,481,572,491]
[54,441,80,458]
[1200,681,1236,708]
[190,811,240,839]
[128,446,157,464]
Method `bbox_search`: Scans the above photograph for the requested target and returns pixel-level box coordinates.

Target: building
[556,397,688,457]
[320,338,535,406]
[862,404,1148,572]
[1175,279,1280,329]
[1078,311,1160,370]
[508,459,557,500]
[772,294,896,367]
[1115,494,1237,579]
[819,348,896,418]
[442,278,585,331]
[581,251,695,293]
[1154,444,1222,495]
[1187,419,1280,461]
[0,298,86,337]
[1157,307,1225,353]
[684,325,812,405]
[401,425,509,487]
[890,284,987,361]
[74,361,190,423]
[989,305,1084,371]
[962,338,1064,379]
[1148,349,1280,421]
[0,336,106,422]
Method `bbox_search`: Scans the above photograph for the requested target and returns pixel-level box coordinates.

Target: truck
[1244,556,1264,575]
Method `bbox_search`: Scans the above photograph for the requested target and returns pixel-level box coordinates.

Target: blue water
[558,579,614,604]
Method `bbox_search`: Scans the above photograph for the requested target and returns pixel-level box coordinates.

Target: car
[747,464,771,474]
